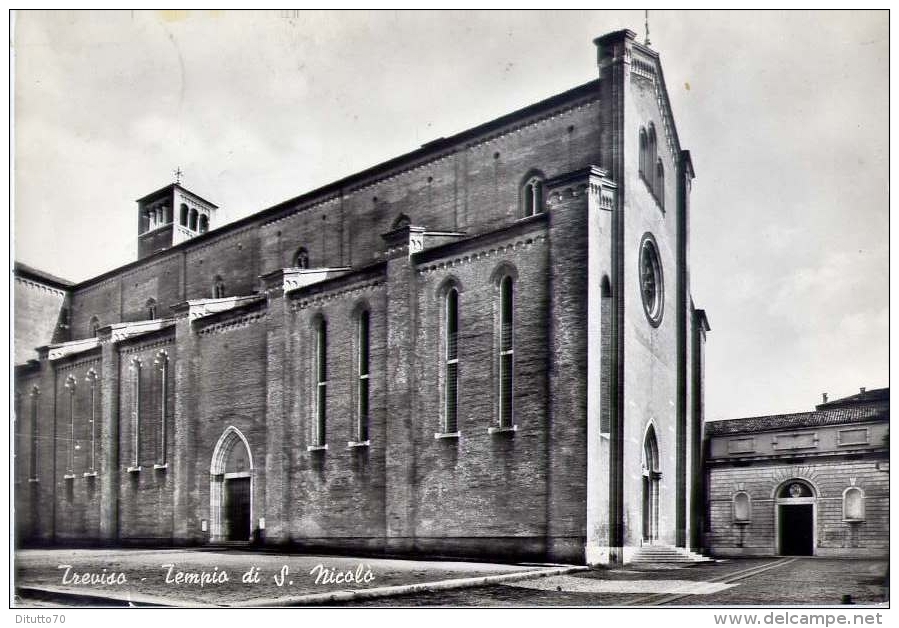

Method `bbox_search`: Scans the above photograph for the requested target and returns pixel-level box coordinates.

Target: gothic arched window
[639,127,649,178]
[146,298,157,320]
[443,286,460,433]
[213,275,226,299]
[90,316,101,337]
[189,208,199,231]
[198,214,209,234]
[521,173,545,217]
[498,275,515,428]
[179,204,189,227]
[656,159,665,208]
[294,247,310,269]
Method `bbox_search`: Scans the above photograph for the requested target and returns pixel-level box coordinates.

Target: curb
[232,565,591,607]
[15,585,220,608]
[16,565,589,608]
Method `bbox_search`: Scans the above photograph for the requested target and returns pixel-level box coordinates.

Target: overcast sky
[12,10,888,420]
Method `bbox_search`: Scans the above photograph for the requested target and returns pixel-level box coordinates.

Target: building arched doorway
[776,479,816,556]
[642,424,661,542]
[210,427,254,543]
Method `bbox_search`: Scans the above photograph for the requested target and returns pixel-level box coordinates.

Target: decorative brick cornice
[14,276,68,298]
[119,337,174,356]
[184,223,256,255]
[54,356,101,373]
[416,234,547,276]
[630,46,679,159]
[290,279,386,311]
[196,311,267,336]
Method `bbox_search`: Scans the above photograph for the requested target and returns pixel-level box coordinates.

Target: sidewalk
[14,548,585,607]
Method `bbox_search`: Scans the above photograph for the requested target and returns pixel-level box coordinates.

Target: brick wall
[116,335,176,543]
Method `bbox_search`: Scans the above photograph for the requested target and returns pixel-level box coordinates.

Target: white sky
[12,10,889,421]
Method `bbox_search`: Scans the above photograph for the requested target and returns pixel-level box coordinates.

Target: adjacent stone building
[705,388,889,557]
[13,29,710,564]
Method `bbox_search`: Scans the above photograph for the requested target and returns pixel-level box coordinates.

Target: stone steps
[630,543,713,564]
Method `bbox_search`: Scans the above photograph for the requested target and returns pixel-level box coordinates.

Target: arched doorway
[210,427,253,543]
[776,479,816,556]
[642,424,661,543]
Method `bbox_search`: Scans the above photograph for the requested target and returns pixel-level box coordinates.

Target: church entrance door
[778,504,813,556]
[776,480,816,556]
[224,476,251,542]
[642,425,660,542]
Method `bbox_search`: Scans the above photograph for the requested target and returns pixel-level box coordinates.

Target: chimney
[822,393,828,404]
[860,387,866,394]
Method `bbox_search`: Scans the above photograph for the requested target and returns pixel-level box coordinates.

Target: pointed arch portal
[209,426,254,543]
[642,424,660,542]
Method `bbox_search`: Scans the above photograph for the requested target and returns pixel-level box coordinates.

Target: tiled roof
[817,387,888,410]
[705,403,889,436]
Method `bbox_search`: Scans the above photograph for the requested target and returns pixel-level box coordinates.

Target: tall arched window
[189,208,199,231]
[213,275,226,299]
[656,159,665,208]
[179,203,189,226]
[444,288,460,433]
[85,370,98,474]
[647,123,658,190]
[356,309,370,443]
[294,247,310,269]
[154,350,169,467]
[521,174,545,217]
[198,214,209,234]
[29,386,39,479]
[498,275,514,428]
[146,298,157,320]
[314,318,328,447]
[128,359,142,471]
[64,375,77,475]
[90,316,101,337]
[843,486,865,521]
[639,127,649,178]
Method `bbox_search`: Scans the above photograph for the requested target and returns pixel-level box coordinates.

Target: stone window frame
[435,278,462,439]
[127,358,142,472]
[84,370,99,477]
[28,386,40,482]
[307,315,329,451]
[842,486,865,522]
[348,306,372,447]
[639,232,664,328]
[489,263,519,435]
[837,427,870,447]
[520,170,546,218]
[63,375,77,478]
[153,350,169,469]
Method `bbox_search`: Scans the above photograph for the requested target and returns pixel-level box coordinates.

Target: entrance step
[629,543,713,565]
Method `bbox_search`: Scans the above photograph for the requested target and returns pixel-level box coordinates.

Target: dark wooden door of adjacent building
[779,504,813,556]
[224,477,251,542]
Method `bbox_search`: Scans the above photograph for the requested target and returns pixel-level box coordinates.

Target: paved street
[14,549,888,607]
[322,558,888,607]
[14,548,550,606]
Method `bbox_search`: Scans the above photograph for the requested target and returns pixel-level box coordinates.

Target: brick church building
[13,29,711,565]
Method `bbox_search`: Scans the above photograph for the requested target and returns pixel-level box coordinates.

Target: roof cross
[173,167,184,185]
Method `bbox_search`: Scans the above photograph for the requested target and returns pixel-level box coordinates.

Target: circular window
[639,234,664,327]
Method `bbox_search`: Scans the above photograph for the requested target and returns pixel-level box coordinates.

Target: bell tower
[136,172,218,259]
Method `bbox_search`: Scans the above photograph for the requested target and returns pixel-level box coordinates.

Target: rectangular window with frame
[29,388,39,480]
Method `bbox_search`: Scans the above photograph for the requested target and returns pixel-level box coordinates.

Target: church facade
[13,29,709,565]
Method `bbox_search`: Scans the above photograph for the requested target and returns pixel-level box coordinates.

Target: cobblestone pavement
[321,558,888,607]
[14,548,538,606]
